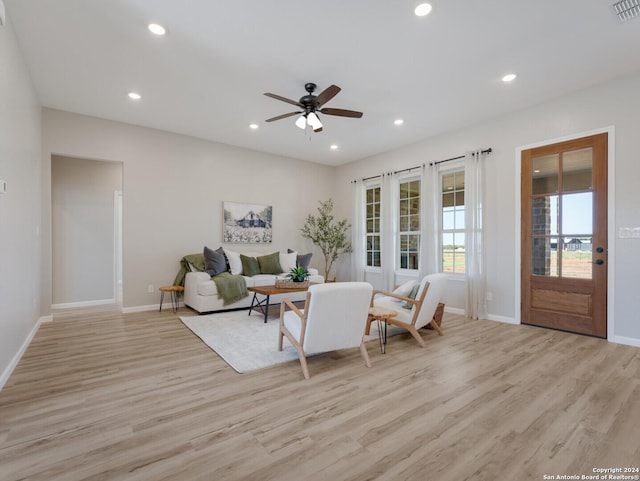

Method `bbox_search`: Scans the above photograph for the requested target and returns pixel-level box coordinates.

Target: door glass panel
[531,196,558,235]
[561,236,592,279]
[532,154,559,195]
[532,237,558,277]
[562,192,593,236]
[563,148,592,192]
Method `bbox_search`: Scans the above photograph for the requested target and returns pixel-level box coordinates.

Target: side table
[159,286,184,313]
[368,306,397,354]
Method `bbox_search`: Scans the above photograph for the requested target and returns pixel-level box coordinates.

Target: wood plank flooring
[1,305,639,481]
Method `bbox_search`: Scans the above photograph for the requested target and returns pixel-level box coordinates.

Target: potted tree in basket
[301,199,352,281]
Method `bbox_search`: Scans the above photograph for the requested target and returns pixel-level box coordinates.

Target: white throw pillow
[223,248,243,275]
[393,280,417,297]
[279,251,297,273]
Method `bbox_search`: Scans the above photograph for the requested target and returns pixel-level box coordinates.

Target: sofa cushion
[297,252,312,270]
[287,249,312,270]
[204,246,227,276]
[223,248,243,275]
[257,251,283,275]
[215,246,231,272]
[252,274,281,286]
[279,251,297,273]
[240,254,260,277]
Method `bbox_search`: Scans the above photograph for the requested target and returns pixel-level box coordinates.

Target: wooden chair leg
[407,326,428,348]
[297,350,310,379]
[364,316,373,335]
[278,329,284,351]
[429,320,445,336]
[359,342,371,368]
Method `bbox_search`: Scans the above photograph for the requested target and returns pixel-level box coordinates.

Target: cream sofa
[184,249,324,314]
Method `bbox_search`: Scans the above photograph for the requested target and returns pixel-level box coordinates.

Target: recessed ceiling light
[394,119,404,126]
[128,92,141,100]
[249,123,259,130]
[330,144,339,150]
[414,2,433,16]
[148,23,166,36]
[502,73,517,82]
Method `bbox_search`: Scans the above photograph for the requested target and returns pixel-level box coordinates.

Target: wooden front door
[521,133,607,337]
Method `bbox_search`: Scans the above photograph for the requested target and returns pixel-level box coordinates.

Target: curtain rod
[353,147,492,183]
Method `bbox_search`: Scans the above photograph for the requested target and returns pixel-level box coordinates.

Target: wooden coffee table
[247,284,312,323]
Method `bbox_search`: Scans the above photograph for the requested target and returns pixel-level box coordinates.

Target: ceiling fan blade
[320,107,363,118]
[264,92,303,108]
[265,111,302,122]
[314,85,341,107]
[313,126,323,133]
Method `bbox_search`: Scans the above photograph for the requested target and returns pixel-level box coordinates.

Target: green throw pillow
[402,283,421,310]
[240,254,260,277]
[257,251,283,275]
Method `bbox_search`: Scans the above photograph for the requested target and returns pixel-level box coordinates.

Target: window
[441,170,465,273]
[365,185,381,267]
[399,179,420,270]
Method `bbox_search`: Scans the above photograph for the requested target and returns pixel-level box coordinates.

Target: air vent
[612,0,640,22]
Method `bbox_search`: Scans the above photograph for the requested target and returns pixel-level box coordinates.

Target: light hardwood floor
[1,305,639,481]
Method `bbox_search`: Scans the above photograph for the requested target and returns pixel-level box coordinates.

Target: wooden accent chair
[278,282,374,379]
[369,273,448,348]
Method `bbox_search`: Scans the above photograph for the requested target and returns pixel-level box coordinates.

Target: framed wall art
[223,201,273,243]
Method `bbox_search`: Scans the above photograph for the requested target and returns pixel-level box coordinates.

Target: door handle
[593,259,604,265]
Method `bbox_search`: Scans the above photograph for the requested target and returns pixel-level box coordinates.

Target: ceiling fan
[264,82,363,133]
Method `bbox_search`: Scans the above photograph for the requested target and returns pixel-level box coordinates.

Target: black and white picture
[223,201,273,243]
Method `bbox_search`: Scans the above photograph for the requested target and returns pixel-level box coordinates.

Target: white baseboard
[121,303,160,314]
[122,301,185,314]
[0,317,44,391]
[486,314,518,324]
[444,306,518,324]
[52,298,115,309]
[608,335,640,348]
[444,306,464,315]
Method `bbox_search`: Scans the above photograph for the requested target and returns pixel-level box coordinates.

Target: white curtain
[351,179,365,281]
[464,150,488,319]
[419,163,439,277]
[380,172,397,291]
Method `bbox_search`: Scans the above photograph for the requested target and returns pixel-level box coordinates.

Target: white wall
[335,69,640,346]
[41,109,335,310]
[51,155,123,306]
[0,16,43,386]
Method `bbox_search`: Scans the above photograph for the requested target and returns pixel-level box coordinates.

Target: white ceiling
[5,0,640,166]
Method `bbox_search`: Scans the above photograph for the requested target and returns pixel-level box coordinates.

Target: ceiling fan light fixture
[307,112,323,130]
[414,2,433,17]
[295,115,307,129]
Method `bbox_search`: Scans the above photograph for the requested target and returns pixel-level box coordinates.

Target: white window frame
[397,174,421,273]
[364,181,382,271]
[439,164,466,276]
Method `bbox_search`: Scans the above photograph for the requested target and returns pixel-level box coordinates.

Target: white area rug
[179,309,399,373]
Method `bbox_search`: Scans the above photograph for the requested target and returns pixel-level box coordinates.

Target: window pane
[410,214,419,231]
[563,148,592,193]
[532,195,558,236]
[532,154,559,195]
[562,192,592,236]
[532,237,558,277]
[454,207,465,229]
[561,237,592,279]
[443,208,454,230]
[442,173,454,191]
[399,199,408,215]
[400,183,409,199]
[442,192,454,208]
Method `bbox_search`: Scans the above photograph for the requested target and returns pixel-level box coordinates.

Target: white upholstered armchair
[369,273,448,348]
[278,282,374,379]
